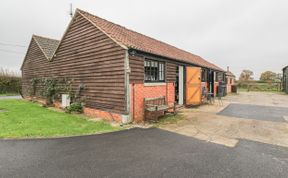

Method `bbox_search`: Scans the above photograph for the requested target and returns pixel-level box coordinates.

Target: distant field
[237,81,282,92]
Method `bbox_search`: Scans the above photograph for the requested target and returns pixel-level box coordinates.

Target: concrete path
[160,92,288,148]
[0,95,22,100]
[1,128,288,178]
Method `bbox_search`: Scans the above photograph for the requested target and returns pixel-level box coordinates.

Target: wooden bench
[144,96,176,121]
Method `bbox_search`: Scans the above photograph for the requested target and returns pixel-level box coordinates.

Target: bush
[65,103,83,114]
[0,68,21,94]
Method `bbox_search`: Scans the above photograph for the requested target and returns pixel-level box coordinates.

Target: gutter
[130,49,225,73]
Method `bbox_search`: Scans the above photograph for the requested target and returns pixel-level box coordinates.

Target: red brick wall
[130,83,175,122]
[83,107,122,122]
[24,97,123,122]
[214,82,219,96]
[226,76,235,93]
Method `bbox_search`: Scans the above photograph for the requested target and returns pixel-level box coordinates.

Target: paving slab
[160,92,288,148]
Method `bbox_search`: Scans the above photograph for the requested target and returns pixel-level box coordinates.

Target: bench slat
[144,96,176,120]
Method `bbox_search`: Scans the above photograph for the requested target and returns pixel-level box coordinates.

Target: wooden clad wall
[22,13,127,114]
[284,68,288,93]
[166,62,177,82]
[129,55,145,83]
[22,39,48,97]
[129,54,178,83]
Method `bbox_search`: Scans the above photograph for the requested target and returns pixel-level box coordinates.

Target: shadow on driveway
[1,128,288,178]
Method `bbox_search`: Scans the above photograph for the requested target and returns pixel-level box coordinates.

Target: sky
[0,0,287,79]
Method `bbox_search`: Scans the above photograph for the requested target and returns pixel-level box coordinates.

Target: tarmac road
[1,128,288,178]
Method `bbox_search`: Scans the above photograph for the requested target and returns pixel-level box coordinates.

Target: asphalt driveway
[218,103,288,122]
[1,128,288,178]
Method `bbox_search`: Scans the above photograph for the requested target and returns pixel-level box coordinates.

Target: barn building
[283,66,288,93]
[21,9,225,123]
[225,67,236,94]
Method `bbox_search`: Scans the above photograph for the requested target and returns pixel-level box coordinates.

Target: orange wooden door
[186,67,202,105]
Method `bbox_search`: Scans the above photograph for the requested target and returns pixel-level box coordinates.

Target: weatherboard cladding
[20,36,60,70]
[33,35,60,59]
[77,9,224,72]
[22,8,224,115]
[129,54,178,84]
[22,13,127,114]
[283,66,288,93]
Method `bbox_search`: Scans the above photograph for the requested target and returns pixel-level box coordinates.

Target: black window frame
[201,69,208,82]
[144,59,165,83]
[216,72,224,82]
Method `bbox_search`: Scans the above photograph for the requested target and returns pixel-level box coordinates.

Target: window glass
[201,69,207,82]
[144,59,165,82]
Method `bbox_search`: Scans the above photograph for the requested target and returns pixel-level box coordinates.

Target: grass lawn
[0,99,121,138]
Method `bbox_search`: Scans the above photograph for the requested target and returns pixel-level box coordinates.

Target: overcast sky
[0,0,287,79]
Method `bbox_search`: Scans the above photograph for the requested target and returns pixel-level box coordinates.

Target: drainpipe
[123,50,131,123]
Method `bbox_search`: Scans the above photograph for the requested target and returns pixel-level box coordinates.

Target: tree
[260,71,277,82]
[239,70,254,82]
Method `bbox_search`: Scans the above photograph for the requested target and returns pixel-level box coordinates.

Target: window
[201,69,208,82]
[216,72,224,82]
[144,59,165,82]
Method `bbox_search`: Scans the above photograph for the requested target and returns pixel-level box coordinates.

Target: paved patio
[159,92,288,148]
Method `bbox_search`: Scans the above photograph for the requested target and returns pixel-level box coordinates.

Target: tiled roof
[33,35,60,60]
[226,71,235,77]
[78,9,224,72]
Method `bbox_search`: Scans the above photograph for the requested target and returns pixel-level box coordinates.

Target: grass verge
[154,113,185,127]
[0,99,121,138]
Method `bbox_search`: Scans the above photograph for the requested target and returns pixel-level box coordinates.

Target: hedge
[0,69,21,94]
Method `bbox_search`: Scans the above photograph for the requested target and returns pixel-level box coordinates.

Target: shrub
[65,103,83,114]
[41,78,58,105]
[0,68,21,94]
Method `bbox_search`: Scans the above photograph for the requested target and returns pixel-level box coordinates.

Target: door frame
[178,66,184,105]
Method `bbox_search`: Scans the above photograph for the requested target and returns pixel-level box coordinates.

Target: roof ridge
[32,34,59,42]
[75,9,224,72]
[32,35,50,60]
[77,9,199,57]
[32,34,60,60]
[77,9,128,50]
